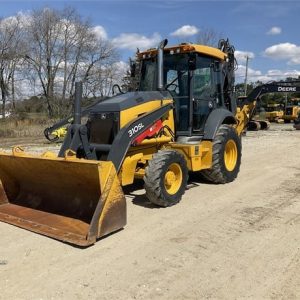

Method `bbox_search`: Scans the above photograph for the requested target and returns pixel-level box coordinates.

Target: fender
[203,108,236,140]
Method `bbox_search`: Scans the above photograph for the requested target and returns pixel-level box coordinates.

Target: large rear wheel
[200,124,241,183]
[144,150,188,207]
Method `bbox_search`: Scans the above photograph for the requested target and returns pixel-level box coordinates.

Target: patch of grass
[0,117,57,138]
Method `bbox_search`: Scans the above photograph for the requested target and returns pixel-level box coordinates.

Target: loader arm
[235,81,300,135]
[58,103,173,172]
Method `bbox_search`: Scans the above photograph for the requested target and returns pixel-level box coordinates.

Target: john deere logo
[277,86,296,92]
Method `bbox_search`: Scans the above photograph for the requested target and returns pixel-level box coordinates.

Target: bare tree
[24,7,119,117]
[82,59,126,99]
[196,28,223,47]
[24,8,64,117]
[79,38,119,98]
[58,8,92,101]
[0,14,25,117]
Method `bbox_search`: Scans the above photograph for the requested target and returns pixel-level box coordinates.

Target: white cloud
[235,64,300,83]
[1,11,32,29]
[288,57,300,65]
[235,50,255,64]
[112,32,161,51]
[267,69,300,77]
[235,65,263,81]
[267,26,282,35]
[92,25,107,40]
[264,43,300,65]
[170,25,199,37]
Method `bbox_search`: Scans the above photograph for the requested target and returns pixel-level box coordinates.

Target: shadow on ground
[123,172,213,208]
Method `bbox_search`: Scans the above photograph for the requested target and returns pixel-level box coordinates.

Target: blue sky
[2,0,300,82]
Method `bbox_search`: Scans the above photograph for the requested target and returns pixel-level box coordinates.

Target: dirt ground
[0,123,300,300]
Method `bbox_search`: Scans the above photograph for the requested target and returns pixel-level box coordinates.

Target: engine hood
[89,91,171,113]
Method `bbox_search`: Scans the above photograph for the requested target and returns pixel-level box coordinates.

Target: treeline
[0,7,124,118]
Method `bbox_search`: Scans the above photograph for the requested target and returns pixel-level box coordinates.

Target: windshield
[139,53,190,94]
[139,53,215,96]
[139,52,219,134]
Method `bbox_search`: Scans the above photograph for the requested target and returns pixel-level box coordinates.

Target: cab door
[192,56,219,133]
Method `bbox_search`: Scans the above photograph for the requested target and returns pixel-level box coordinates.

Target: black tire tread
[144,150,188,207]
[201,124,241,184]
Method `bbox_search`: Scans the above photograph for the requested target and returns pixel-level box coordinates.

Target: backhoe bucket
[0,150,126,246]
[247,121,261,131]
[258,120,270,130]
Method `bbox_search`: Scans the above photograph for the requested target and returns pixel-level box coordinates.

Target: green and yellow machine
[265,104,284,123]
[283,98,300,123]
[0,39,299,246]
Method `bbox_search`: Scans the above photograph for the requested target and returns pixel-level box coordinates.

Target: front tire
[144,150,188,207]
[201,124,241,183]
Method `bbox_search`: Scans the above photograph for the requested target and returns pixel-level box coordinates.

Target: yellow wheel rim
[164,163,182,195]
[224,139,238,171]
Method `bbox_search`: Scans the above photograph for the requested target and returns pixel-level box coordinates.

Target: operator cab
[138,45,232,140]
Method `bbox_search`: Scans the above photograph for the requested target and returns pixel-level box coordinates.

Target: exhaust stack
[74,81,82,125]
[157,39,168,91]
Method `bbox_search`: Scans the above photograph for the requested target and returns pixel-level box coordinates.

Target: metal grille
[88,112,119,144]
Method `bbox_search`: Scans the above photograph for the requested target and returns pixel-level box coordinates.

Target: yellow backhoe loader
[0,39,299,246]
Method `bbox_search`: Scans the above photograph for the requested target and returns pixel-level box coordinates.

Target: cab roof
[138,43,227,61]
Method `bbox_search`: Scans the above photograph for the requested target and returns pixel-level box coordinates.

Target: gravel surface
[0,123,299,300]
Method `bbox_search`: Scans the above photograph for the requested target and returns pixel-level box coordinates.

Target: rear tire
[144,150,188,207]
[200,124,241,184]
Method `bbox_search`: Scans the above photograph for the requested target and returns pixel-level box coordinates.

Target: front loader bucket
[0,151,126,246]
